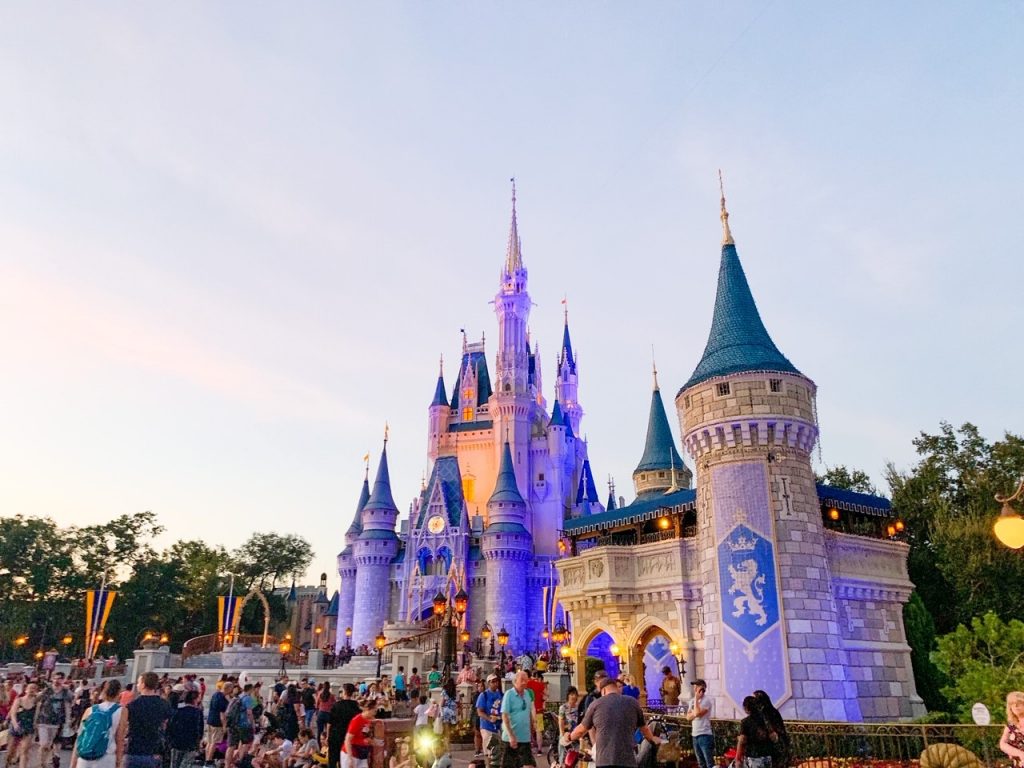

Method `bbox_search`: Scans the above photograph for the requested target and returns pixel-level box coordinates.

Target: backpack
[225,698,244,729]
[77,704,119,760]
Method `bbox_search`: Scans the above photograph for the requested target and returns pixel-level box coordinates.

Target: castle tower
[334,467,369,653]
[676,188,861,721]
[634,363,691,497]
[492,180,534,489]
[427,357,450,462]
[481,440,534,650]
[555,312,584,436]
[352,440,400,647]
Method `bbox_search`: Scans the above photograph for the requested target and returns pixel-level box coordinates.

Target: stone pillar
[307,649,324,670]
[543,671,572,703]
[132,646,171,677]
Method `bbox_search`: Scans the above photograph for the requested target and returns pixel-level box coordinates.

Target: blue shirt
[207,691,228,727]
[475,690,503,732]
[500,688,531,744]
[394,673,406,692]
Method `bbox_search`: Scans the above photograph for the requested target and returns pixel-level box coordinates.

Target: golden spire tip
[718,169,734,246]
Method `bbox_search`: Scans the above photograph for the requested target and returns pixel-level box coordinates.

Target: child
[253,731,293,768]
[288,729,318,768]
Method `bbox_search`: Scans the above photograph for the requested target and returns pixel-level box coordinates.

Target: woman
[733,696,773,768]
[469,680,485,755]
[557,687,581,767]
[8,681,40,768]
[389,737,414,768]
[1000,691,1024,766]
[316,683,335,742]
[621,675,640,700]
[752,690,790,768]
[70,679,126,768]
[279,685,301,742]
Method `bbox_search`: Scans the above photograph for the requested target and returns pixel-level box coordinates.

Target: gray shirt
[579,693,645,768]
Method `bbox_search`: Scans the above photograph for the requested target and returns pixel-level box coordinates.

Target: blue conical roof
[560,320,576,373]
[431,372,448,407]
[575,460,600,505]
[489,441,525,504]
[287,579,297,602]
[682,242,800,392]
[606,490,617,511]
[363,445,398,511]
[548,398,574,438]
[635,385,684,473]
[324,590,339,618]
[347,476,369,537]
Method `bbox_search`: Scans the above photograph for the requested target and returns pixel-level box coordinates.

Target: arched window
[435,546,453,576]
[417,548,433,576]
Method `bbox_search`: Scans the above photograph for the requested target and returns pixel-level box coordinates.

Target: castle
[337,183,924,721]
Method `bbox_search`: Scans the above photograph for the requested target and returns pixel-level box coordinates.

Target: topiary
[920,743,982,768]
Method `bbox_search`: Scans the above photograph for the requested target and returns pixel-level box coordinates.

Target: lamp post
[551,621,568,671]
[62,634,73,657]
[314,626,323,649]
[345,627,352,649]
[481,621,493,659]
[609,643,621,676]
[497,626,509,670]
[279,640,291,676]
[559,644,573,676]
[432,589,469,678]
[375,631,387,679]
[668,641,687,677]
[995,480,1024,549]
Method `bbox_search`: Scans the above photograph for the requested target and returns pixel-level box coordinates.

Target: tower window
[462,407,473,421]
[717,382,731,396]
[769,379,782,393]
[658,472,666,479]
[537,473,545,482]
[684,395,691,408]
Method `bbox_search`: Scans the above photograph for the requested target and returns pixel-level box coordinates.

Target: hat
[599,677,623,690]
[486,674,499,682]
[593,670,609,681]
[691,679,707,688]
[172,683,186,692]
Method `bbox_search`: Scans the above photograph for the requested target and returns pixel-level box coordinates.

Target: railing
[181,633,277,661]
[650,716,1008,767]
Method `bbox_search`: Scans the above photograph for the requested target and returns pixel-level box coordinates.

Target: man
[205,682,231,767]
[125,671,174,768]
[393,667,407,702]
[475,674,504,768]
[570,678,662,768]
[426,665,442,690]
[326,683,360,768]
[343,702,378,768]
[577,671,608,721]
[301,683,317,729]
[659,667,681,709]
[253,729,294,768]
[37,673,72,763]
[500,671,536,768]
[168,689,205,768]
[225,684,256,768]
[524,672,546,755]
[685,680,714,768]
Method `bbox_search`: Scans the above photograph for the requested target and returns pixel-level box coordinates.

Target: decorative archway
[574,619,622,692]
[627,622,678,707]
[230,589,272,648]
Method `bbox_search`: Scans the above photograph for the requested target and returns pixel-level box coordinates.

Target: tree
[932,612,1024,722]
[232,533,314,592]
[816,465,879,495]
[903,591,947,712]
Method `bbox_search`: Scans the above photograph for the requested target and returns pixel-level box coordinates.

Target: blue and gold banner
[218,595,241,636]
[85,589,116,658]
[712,462,789,710]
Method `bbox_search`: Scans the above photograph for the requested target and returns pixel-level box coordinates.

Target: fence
[651,716,1008,768]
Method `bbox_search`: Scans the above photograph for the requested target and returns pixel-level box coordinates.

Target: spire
[431,355,448,407]
[681,188,800,392]
[505,177,523,274]
[489,441,526,505]
[652,348,659,391]
[719,169,734,246]
[559,304,576,373]
[607,477,617,511]
[287,578,297,603]
[635,383,684,474]
[575,460,600,505]
[364,440,398,512]
[346,469,370,538]
[549,398,574,438]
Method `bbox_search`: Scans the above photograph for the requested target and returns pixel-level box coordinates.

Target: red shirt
[526,679,546,713]
[344,714,373,753]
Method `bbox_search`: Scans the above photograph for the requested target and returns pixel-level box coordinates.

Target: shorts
[229,727,255,747]
[534,714,544,734]
[500,742,536,768]
[207,724,226,746]
[37,724,60,747]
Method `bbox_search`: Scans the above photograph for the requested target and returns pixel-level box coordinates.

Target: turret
[494,179,531,397]
[352,439,400,646]
[574,459,601,516]
[481,441,533,649]
[428,356,450,460]
[675,180,861,720]
[335,469,369,654]
[633,362,690,497]
[555,310,584,435]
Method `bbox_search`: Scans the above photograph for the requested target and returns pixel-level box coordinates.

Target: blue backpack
[77,704,120,760]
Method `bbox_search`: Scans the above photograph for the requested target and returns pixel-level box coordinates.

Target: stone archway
[573,620,622,692]
[627,622,678,708]
[230,589,272,648]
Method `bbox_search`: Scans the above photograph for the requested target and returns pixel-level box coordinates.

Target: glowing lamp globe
[375,632,387,651]
[432,591,447,616]
[453,588,469,615]
[480,622,492,640]
[497,627,509,647]
[995,503,1024,549]
[609,643,620,657]
[559,645,571,658]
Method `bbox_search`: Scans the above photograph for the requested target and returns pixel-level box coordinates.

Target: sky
[1,2,1021,588]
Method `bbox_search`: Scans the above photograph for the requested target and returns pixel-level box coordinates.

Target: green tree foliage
[232,532,314,592]
[903,591,948,712]
[816,465,879,495]
[932,612,1024,723]
[887,422,1024,633]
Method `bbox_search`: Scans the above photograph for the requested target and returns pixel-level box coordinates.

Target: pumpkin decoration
[920,743,982,768]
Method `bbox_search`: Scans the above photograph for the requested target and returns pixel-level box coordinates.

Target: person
[409,669,422,701]
[70,679,126,768]
[119,684,135,708]
[389,738,414,768]
[469,680,485,756]
[570,678,661,768]
[1000,692,1024,767]
[343,702,378,768]
[316,684,335,743]
[206,683,231,767]
[394,668,407,702]
[500,671,537,768]
[38,673,72,766]
[279,685,301,742]
[125,671,173,768]
[751,690,789,768]
[620,676,640,701]
[302,685,317,729]
[733,696,773,768]
[7,681,39,768]
[413,695,434,753]
[578,671,608,721]
[476,675,504,768]
[255,730,295,768]
[326,684,360,768]
[167,689,204,768]
[524,672,546,755]
[557,688,580,766]
[427,666,442,690]
[429,740,452,768]
[685,680,714,768]
[225,684,256,768]
[290,729,319,768]
[658,667,681,709]
[439,680,458,741]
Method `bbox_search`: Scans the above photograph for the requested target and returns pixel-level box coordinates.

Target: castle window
[684,395,691,408]
[462,407,473,421]
[537,473,545,482]
[769,379,782,393]
[717,382,731,396]
[658,472,666,478]
[504,383,511,391]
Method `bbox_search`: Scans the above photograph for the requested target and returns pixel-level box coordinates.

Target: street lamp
[62,634,73,652]
[995,480,1024,549]
[159,633,170,646]
[668,641,687,677]
[314,626,323,648]
[497,626,509,669]
[345,627,352,649]
[432,591,447,617]
[279,640,291,676]
[375,631,387,678]
[560,644,574,675]
[481,621,494,659]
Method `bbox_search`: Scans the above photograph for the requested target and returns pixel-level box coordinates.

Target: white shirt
[689,695,713,736]
[414,703,432,727]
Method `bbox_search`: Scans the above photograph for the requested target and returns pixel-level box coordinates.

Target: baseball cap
[691,679,707,688]
[599,677,623,690]
[486,674,499,682]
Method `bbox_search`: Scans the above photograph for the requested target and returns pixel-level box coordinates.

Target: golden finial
[719,169,734,246]
[384,422,389,444]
